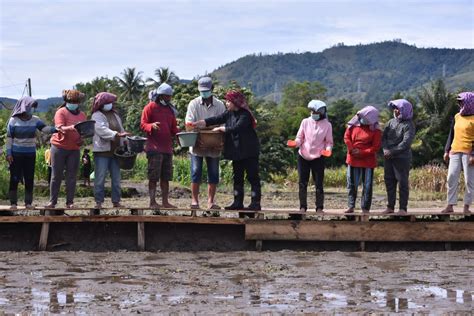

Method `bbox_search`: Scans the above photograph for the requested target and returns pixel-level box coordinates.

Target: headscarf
[457,92,474,116]
[225,90,257,128]
[148,89,158,102]
[388,99,413,120]
[91,92,117,114]
[60,89,85,107]
[347,105,380,131]
[11,96,37,117]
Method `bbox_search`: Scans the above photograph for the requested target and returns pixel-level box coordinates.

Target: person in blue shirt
[5,97,56,211]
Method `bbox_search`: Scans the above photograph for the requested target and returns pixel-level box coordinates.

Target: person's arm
[36,118,56,134]
[324,123,333,150]
[344,127,353,151]
[444,118,455,154]
[294,120,305,147]
[389,122,416,155]
[5,118,14,158]
[140,105,155,134]
[55,109,75,132]
[185,101,196,124]
[204,111,229,127]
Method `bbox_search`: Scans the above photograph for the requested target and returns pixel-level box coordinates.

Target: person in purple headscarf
[441,92,474,214]
[5,97,56,211]
[344,105,382,214]
[91,92,130,210]
[381,99,416,214]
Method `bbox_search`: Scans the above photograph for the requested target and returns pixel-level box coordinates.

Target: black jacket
[205,109,260,161]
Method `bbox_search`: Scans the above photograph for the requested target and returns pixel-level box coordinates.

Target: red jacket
[344,125,382,168]
[140,102,179,154]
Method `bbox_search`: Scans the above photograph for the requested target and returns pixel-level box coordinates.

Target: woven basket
[195,130,224,151]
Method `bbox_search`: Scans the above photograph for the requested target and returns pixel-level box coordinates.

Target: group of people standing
[3,77,473,217]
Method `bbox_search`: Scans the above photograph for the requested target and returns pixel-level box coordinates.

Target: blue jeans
[94,155,121,204]
[347,165,374,210]
[190,155,220,184]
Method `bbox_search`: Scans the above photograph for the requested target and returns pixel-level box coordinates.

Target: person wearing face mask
[344,105,382,214]
[185,77,226,212]
[381,99,416,214]
[441,92,474,214]
[91,92,130,210]
[192,90,261,217]
[47,89,87,209]
[5,97,56,212]
[287,100,333,218]
[141,83,180,210]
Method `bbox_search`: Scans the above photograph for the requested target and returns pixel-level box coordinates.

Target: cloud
[1,0,472,98]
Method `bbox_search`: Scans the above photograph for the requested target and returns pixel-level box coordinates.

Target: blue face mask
[359,117,367,125]
[66,103,79,111]
[311,114,320,121]
[200,91,212,99]
[102,103,113,112]
[25,108,33,115]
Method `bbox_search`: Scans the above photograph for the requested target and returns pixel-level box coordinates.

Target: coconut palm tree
[114,67,144,102]
[146,67,179,88]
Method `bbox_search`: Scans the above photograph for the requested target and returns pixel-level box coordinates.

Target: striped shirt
[6,116,54,155]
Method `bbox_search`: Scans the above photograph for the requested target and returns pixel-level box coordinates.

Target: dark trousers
[384,157,411,211]
[298,154,325,210]
[47,166,52,185]
[347,166,374,210]
[232,157,261,203]
[9,154,36,205]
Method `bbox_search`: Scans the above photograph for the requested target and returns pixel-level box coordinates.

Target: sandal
[208,204,221,210]
[190,204,200,210]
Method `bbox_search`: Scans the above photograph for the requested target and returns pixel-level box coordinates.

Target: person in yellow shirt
[442,92,474,214]
[44,144,52,185]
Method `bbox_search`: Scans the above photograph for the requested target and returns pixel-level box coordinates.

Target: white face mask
[159,99,168,106]
[102,103,113,111]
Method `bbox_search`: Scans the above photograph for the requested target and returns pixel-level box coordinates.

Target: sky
[0,0,473,99]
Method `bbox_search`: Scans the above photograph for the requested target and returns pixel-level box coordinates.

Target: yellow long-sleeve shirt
[451,113,474,154]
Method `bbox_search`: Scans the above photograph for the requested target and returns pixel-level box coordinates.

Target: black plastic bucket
[74,120,96,138]
[114,147,137,170]
[126,136,147,153]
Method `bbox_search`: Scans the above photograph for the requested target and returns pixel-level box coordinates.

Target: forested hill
[212,41,474,104]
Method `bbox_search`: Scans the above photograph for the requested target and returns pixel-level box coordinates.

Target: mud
[0,251,471,313]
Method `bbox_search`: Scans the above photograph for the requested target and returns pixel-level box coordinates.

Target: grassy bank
[0,148,457,200]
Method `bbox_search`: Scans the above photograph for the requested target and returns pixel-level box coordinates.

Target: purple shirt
[295,117,333,160]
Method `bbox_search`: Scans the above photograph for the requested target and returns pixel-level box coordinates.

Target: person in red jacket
[344,105,382,213]
[140,83,179,209]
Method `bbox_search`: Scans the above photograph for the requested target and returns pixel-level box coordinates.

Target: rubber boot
[225,185,244,210]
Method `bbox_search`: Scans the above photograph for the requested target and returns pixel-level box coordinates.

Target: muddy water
[0,251,472,314]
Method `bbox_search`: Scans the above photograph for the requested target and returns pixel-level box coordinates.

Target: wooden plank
[38,223,49,251]
[137,210,145,251]
[0,215,244,225]
[245,221,474,242]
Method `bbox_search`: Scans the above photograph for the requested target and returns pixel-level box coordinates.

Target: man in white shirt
[185,77,226,210]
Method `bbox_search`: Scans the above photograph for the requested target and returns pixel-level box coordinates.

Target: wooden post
[137,210,145,251]
[255,212,264,251]
[39,223,49,251]
[359,241,366,251]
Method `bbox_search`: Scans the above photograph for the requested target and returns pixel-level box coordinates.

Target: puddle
[0,251,472,313]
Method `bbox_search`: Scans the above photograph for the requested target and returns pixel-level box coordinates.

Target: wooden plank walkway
[0,205,471,251]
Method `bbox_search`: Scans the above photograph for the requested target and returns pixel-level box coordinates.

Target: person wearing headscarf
[5,96,56,211]
[193,90,261,216]
[344,105,382,213]
[91,92,130,210]
[441,92,474,214]
[382,99,416,214]
[185,77,226,211]
[47,89,87,209]
[287,100,333,218]
[141,83,179,210]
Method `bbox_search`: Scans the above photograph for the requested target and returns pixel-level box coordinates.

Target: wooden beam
[137,210,145,251]
[0,215,244,225]
[38,223,49,251]
[245,221,474,242]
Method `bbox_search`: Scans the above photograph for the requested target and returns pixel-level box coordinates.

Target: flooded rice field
[0,250,472,313]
